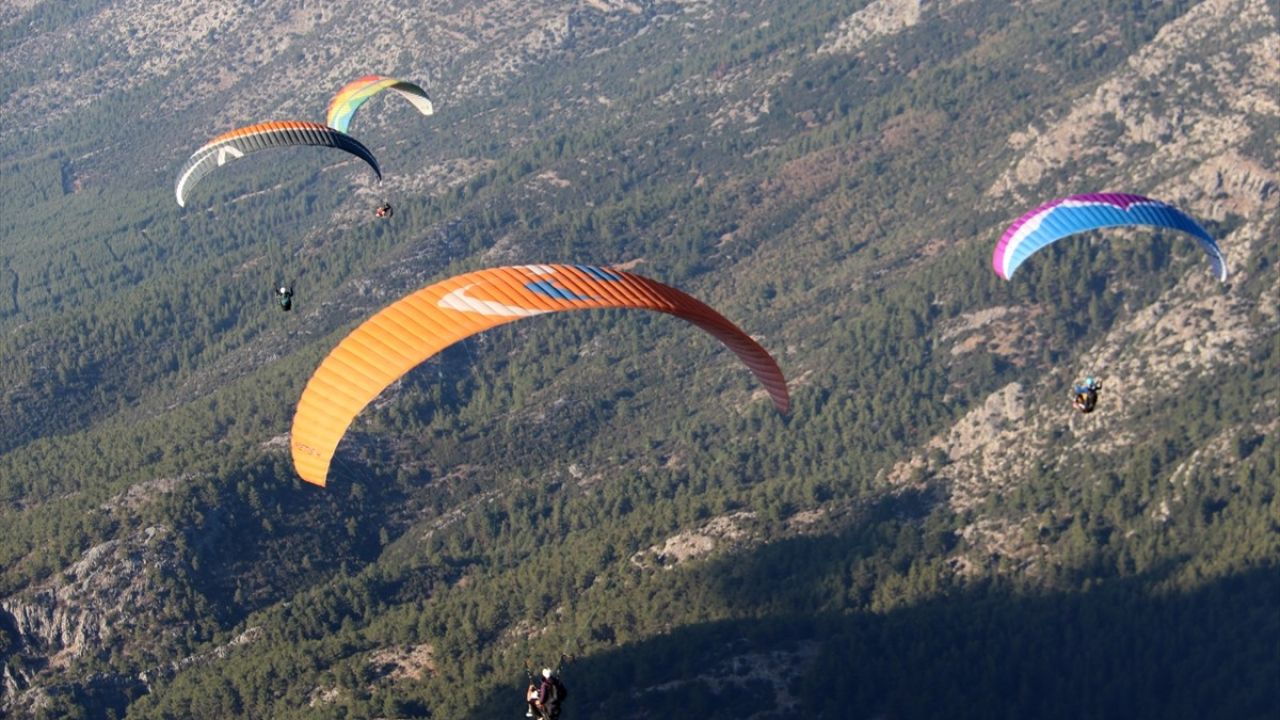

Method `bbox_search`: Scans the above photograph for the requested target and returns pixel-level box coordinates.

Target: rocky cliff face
[898,0,1280,576]
[0,0,621,139]
[988,0,1278,207]
[1,525,181,712]
[4,527,180,658]
[817,0,972,56]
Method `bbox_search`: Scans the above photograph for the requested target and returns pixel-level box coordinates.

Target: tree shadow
[463,530,1279,720]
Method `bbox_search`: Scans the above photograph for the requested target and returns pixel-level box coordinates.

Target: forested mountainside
[1,0,1276,717]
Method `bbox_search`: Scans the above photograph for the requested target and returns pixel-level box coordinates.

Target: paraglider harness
[375,202,393,218]
[1072,377,1101,413]
[276,285,294,312]
[524,655,571,719]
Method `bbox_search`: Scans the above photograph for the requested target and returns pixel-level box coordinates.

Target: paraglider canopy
[326,75,434,134]
[175,120,381,207]
[290,264,789,486]
[993,193,1227,282]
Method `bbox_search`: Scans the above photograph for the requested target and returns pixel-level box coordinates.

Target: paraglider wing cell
[290,264,789,486]
[992,193,1227,281]
[175,121,381,207]
[326,75,434,134]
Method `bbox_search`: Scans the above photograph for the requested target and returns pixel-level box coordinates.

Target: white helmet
[542,668,552,678]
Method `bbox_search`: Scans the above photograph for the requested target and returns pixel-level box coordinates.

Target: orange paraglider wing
[175,120,381,207]
[290,264,789,486]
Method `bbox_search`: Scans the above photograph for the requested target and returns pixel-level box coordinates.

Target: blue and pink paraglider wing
[992,193,1227,282]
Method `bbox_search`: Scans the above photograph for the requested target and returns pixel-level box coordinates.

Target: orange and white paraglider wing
[175,120,381,207]
[290,264,788,486]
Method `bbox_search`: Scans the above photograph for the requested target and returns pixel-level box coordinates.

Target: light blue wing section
[995,194,1227,281]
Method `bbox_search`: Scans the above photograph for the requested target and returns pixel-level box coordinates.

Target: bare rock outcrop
[988,0,1278,203]
[1,525,181,695]
[892,245,1278,572]
[631,511,758,568]
[926,0,1280,574]
[817,0,972,55]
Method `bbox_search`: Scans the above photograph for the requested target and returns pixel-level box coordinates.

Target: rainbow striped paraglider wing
[325,75,434,134]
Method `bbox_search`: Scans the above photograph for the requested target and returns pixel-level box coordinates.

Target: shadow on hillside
[464,549,1279,720]
[176,454,421,623]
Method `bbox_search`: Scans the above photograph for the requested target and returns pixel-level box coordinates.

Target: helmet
[542,668,552,678]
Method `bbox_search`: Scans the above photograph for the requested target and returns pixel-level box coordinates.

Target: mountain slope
[1,0,1276,717]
